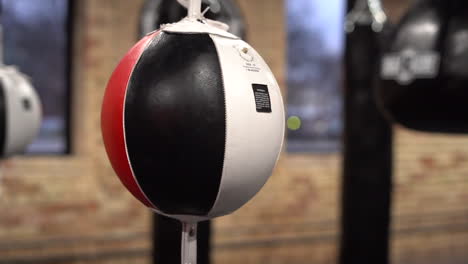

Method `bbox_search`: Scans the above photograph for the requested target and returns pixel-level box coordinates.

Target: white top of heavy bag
[160,17,239,39]
[0,66,42,157]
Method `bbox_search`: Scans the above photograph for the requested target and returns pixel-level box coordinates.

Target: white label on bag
[381,49,440,85]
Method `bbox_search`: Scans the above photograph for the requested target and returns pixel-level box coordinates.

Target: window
[2,0,72,154]
[286,0,345,152]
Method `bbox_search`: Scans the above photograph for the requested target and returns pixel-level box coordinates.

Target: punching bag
[341,0,393,264]
[102,6,284,263]
[102,5,284,261]
[139,0,246,38]
[379,0,468,133]
[0,66,42,157]
[102,18,284,221]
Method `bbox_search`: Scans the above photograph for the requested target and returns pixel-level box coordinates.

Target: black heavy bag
[379,0,468,133]
[341,0,393,264]
[139,0,246,38]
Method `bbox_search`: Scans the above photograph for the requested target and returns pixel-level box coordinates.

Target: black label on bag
[252,84,272,113]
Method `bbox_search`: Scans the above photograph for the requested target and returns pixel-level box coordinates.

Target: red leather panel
[101,31,159,208]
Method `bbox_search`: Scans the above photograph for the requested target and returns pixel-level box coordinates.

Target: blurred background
[1,0,468,264]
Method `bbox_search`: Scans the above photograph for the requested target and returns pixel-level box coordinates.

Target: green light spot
[287,116,301,131]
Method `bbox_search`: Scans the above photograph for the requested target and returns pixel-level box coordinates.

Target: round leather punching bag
[0,66,42,157]
[101,19,284,221]
[139,0,246,38]
[379,0,468,133]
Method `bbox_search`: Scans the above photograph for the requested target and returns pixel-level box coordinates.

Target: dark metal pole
[340,1,393,264]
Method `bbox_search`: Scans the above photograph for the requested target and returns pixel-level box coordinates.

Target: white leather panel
[207,35,285,218]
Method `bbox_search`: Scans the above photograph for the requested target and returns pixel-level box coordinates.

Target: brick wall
[1,0,468,264]
[0,1,151,263]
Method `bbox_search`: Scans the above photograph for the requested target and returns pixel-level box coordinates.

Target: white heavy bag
[0,66,42,157]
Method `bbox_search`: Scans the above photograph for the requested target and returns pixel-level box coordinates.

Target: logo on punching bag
[381,49,440,85]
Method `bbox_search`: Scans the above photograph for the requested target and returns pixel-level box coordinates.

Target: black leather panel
[125,32,225,216]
